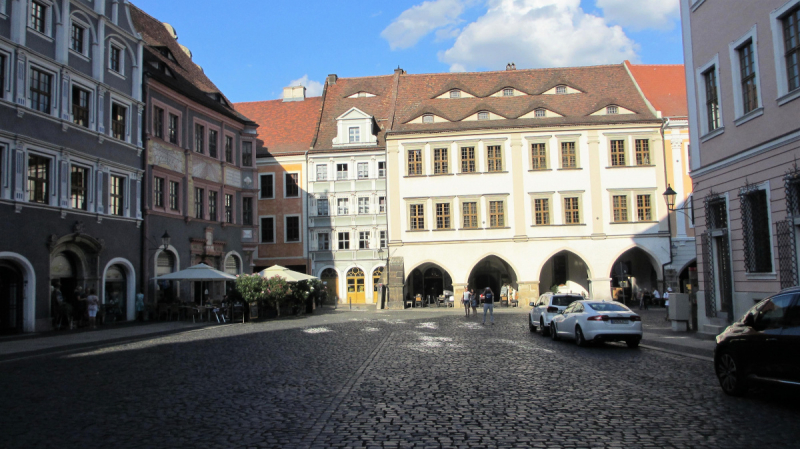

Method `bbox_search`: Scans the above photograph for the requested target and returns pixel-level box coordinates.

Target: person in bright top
[664,288,672,321]
[462,288,472,317]
[481,287,495,325]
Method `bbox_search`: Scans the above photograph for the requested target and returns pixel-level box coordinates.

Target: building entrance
[320,268,339,304]
[610,248,659,306]
[346,268,366,304]
[0,263,23,334]
[468,256,516,297]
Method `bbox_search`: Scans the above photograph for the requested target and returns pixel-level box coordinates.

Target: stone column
[590,277,613,300]
[386,256,405,309]
[453,283,467,307]
[517,281,539,306]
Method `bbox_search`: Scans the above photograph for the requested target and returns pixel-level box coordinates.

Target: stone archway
[538,250,591,296]
[467,256,517,298]
[404,262,453,306]
[319,268,339,304]
[609,247,661,306]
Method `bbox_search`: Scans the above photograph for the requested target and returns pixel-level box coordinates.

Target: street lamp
[663,184,691,216]
[161,231,171,250]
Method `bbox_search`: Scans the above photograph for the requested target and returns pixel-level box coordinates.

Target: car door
[561,303,583,339]
[555,302,575,337]
[778,294,800,382]
[749,293,794,378]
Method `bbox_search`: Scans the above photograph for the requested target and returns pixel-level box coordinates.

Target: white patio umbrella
[258,265,318,283]
[153,263,236,305]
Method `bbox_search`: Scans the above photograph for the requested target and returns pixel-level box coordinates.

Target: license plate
[610,319,627,324]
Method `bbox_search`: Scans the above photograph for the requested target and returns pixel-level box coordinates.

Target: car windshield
[552,296,581,307]
[586,302,629,312]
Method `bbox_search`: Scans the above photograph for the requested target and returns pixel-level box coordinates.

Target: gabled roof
[234,97,323,156]
[625,61,688,118]
[130,5,256,126]
[313,75,397,151]
[390,64,660,134]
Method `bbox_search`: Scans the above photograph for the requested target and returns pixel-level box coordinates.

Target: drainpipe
[141,74,150,304]
[660,118,673,294]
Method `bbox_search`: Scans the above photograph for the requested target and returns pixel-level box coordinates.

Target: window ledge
[458,227,484,231]
[700,126,725,143]
[606,165,640,169]
[777,88,800,107]
[432,228,455,231]
[745,272,777,280]
[69,49,91,62]
[430,173,454,177]
[28,27,53,42]
[484,170,508,174]
[528,168,552,172]
[406,229,429,232]
[108,70,126,81]
[486,226,511,230]
[557,167,582,171]
[733,107,764,127]
[456,171,481,175]
[531,223,586,227]
[404,174,425,178]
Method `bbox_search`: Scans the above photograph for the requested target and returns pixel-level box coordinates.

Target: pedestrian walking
[85,288,100,329]
[470,288,478,316]
[664,288,672,321]
[481,286,495,325]
[652,288,661,307]
[462,288,472,317]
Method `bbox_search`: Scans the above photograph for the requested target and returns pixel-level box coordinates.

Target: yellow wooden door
[346,268,366,304]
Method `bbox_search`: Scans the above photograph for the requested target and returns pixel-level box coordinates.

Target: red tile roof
[626,61,688,118]
[234,97,323,155]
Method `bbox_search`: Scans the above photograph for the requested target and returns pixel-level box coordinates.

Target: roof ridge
[399,63,625,78]
[629,63,685,68]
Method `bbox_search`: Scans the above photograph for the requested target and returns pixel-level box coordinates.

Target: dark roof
[626,61,688,118]
[313,75,398,151]
[130,4,256,126]
[234,97,323,155]
[390,64,660,135]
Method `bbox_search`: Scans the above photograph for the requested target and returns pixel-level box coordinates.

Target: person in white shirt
[664,288,672,321]
[462,289,472,317]
[652,288,661,307]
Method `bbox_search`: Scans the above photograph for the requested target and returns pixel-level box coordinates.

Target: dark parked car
[714,287,800,396]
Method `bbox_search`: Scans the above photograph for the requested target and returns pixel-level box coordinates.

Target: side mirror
[529,301,536,307]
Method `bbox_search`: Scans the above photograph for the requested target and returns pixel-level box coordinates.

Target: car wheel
[529,315,536,333]
[550,323,559,341]
[716,351,748,396]
[626,338,640,348]
[540,318,549,336]
[575,326,587,347]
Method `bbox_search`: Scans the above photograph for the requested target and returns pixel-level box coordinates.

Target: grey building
[0,0,145,333]
[131,6,258,307]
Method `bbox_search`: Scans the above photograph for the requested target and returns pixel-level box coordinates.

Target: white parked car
[529,292,583,336]
[550,300,642,348]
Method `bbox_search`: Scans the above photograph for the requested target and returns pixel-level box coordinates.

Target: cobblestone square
[2,309,799,448]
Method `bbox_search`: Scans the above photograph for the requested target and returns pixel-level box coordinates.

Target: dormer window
[534,108,546,118]
[503,88,514,97]
[606,105,618,115]
[422,114,434,124]
[358,92,367,98]
[478,111,489,120]
[556,85,566,94]
[349,127,360,143]
[450,90,461,99]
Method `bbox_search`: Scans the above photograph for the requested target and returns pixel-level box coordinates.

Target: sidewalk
[634,307,717,361]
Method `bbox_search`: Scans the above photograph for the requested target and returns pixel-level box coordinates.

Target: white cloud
[287,74,324,98]
[596,0,679,31]
[439,0,638,72]
[381,0,474,50]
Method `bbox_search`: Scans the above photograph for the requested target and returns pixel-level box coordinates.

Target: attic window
[450,90,461,99]
[358,92,367,98]
[503,88,514,97]
[478,111,489,120]
[534,109,546,118]
[158,47,176,62]
[606,105,618,115]
[556,85,566,94]
[422,114,434,124]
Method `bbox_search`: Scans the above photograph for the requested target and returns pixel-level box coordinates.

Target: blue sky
[132,0,684,103]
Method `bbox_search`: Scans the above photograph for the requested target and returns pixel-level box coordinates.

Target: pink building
[681,0,800,333]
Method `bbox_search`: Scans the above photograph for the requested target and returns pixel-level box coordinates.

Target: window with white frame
[697,57,722,135]
[109,44,124,74]
[380,230,387,248]
[286,216,300,242]
[338,231,350,249]
[358,197,369,214]
[555,85,566,94]
[72,85,90,128]
[169,113,180,145]
[285,173,299,197]
[422,114,433,123]
[738,40,759,114]
[564,197,580,224]
[194,123,204,153]
[784,8,800,92]
[260,217,275,243]
[534,108,546,118]
[704,68,720,131]
[612,195,628,222]
[27,154,50,204]
[378,161,386,178]
[636,194,652,221]
[241,141,252,166]
[224,193,233,223]
[503,88,514,97]
[109,175,125,216]
[348,127,360,143]
[224,135,233,162]
[478,111,489,120]
[359,231,370,249]
[534,198,550,225]
[318,232,330,250]
[318,198,329,216]
[410,204,424,230]
[70,165,89,210]
[450,90,461,98]
[378,196,385,213]
[772,4,800,99]
[740,187,772,273]
[29,67,52,114]
[337,198,349,215]
[260,173,274,199]
[336,163,348,180]
[30,1,47,34]
[357,162,369,179]
[70,22,85,54]
[316,164,327,181]
[111,103,127,140]
[606,105,618,115]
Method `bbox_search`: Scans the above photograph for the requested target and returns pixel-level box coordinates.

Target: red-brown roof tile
[626,62,688,118]
[235,97,323,155]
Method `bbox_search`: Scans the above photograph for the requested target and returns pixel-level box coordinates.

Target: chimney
[282,85,306,102]
[394,66,406,75]
[326,74,338,85]
[506,63,516,71]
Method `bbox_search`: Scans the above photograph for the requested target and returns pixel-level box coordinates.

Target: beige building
[384,64,673,307]
[681,0,800,333]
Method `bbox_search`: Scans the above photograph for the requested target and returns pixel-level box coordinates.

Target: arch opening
[320,268,339,304]
[467,256,515,298]
[0,261,24,334]
[404,263,453,306]
[609,247,660,306]
[538,250,590,296]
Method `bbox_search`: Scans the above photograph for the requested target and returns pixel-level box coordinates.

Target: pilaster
[590,277,613,300]
[586,130,604,236]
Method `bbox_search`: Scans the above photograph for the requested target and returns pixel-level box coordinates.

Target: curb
[639,343,713,362]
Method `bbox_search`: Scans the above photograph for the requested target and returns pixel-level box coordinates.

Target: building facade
[132,6,258,306]
[0,0,144,332]
[681,0,800,332]
[384,64,672,307]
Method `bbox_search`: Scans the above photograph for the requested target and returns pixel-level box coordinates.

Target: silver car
[529,292,583,336]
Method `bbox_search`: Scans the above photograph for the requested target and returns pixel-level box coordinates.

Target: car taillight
[630,315,641,321]
[587,315,609,321]
[547,307,559,313]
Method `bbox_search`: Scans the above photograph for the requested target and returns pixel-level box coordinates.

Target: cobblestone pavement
[2,309,799,449]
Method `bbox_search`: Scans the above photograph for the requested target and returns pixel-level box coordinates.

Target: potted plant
[235,275,265,321]
[264,275,289,317]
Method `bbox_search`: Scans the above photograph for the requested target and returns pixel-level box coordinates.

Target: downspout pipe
[141,74,151,303]
[661,117,673,293]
